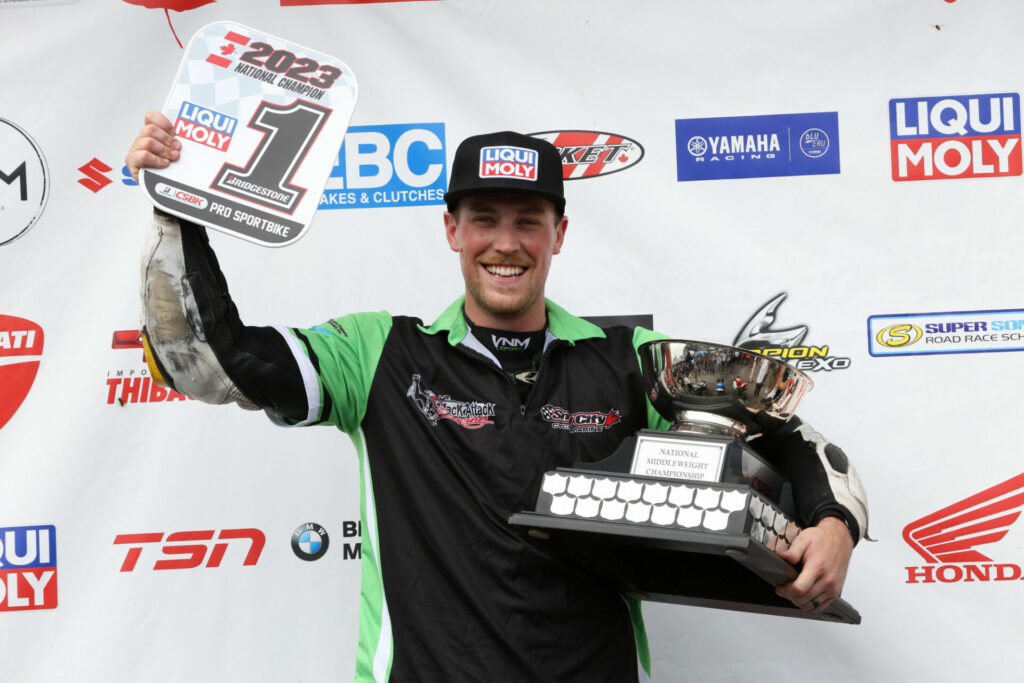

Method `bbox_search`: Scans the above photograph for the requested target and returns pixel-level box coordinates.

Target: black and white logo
[291,522,330,561]
[0,118,49,246]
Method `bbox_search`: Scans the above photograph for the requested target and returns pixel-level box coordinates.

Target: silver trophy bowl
[639,340,813,438]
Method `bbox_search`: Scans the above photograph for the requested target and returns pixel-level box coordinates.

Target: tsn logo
[113,528,265,572]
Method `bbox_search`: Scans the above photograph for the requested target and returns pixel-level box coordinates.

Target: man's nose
[492,222,520,253]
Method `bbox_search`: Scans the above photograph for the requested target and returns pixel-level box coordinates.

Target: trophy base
[509,507,860,624]
[510,465,860,625]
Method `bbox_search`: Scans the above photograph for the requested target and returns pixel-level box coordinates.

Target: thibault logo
[734,293,851,372]
[540,404,621,433]
[406,374,496,430]
[904,473,1024,584]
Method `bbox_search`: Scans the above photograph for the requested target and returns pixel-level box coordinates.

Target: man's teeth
[485,265,525,277]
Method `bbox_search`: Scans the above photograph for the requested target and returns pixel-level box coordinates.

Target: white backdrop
[3,1,1024,681]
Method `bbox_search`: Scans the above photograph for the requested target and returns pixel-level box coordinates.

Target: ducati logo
[0,315,44,430]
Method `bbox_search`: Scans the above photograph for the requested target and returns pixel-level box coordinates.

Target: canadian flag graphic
[0,315,44,430]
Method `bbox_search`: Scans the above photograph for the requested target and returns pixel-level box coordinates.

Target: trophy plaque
[509,340,860,624]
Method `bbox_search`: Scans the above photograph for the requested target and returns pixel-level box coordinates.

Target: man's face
[444,192,568,331]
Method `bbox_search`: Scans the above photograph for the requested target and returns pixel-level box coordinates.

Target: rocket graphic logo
[0,315,44,430]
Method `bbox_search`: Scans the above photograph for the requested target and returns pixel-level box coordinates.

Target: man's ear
[444,211,460,252]
[552,214,568,255]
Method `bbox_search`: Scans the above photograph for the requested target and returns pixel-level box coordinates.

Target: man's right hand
[125,110,180,182]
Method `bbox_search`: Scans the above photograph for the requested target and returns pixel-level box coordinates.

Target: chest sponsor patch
[540,404,620,433]
[407,374,496,430]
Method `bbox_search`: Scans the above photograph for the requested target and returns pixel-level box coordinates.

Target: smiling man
[128,121,868,682]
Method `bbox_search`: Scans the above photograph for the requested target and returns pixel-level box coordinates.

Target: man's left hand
[774,516,854,612]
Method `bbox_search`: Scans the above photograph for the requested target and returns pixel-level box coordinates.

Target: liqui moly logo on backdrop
[889,93,1022,180]
[0,525,57,611]
[904,473,1024,584]
[479,146,538,181]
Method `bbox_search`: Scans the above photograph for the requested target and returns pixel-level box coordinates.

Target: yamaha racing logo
[407,374,496,430]
[540,404,621,433]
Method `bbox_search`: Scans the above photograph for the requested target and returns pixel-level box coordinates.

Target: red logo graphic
[904,473,1024,583]
[77,158,113,193]
[114,528,265,571]
[0,315,44,430]
[281,1,439,5]
[540,404,621,433]
[206,29,249,68]
[530,131,645,180]
[121,0,217,48]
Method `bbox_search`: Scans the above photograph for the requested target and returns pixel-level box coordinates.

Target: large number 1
[213,99,331,214]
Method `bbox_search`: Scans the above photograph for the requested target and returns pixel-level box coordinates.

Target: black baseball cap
[444,131,565,214]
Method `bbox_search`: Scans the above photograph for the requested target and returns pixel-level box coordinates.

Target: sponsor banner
[77,159,138,192]
[321,123,447,209]
[675,111,839,181]
[868,307,1024,357]
[0,315,44,430]
[734,293,851,372]
[0,525,57,612]
[0,0,79,5]
[904,473,1024,584]
[889,92,1021,181]
[281,0,439,4]
[113,528,265,572]
[0,118,49,246]
[530,131,644,180]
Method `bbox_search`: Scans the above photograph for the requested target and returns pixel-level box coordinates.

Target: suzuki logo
[77,158,113,193]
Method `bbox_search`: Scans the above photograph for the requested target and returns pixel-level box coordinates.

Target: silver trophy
[510,340,860,624]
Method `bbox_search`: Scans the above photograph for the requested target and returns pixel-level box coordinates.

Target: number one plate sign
[141,22,357,247]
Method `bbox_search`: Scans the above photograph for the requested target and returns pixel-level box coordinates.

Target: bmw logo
[291,522,330,561]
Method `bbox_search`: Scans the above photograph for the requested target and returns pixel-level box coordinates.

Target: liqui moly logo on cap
[479,146,538,181]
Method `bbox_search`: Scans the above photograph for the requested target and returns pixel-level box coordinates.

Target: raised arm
[127,112,309,421]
